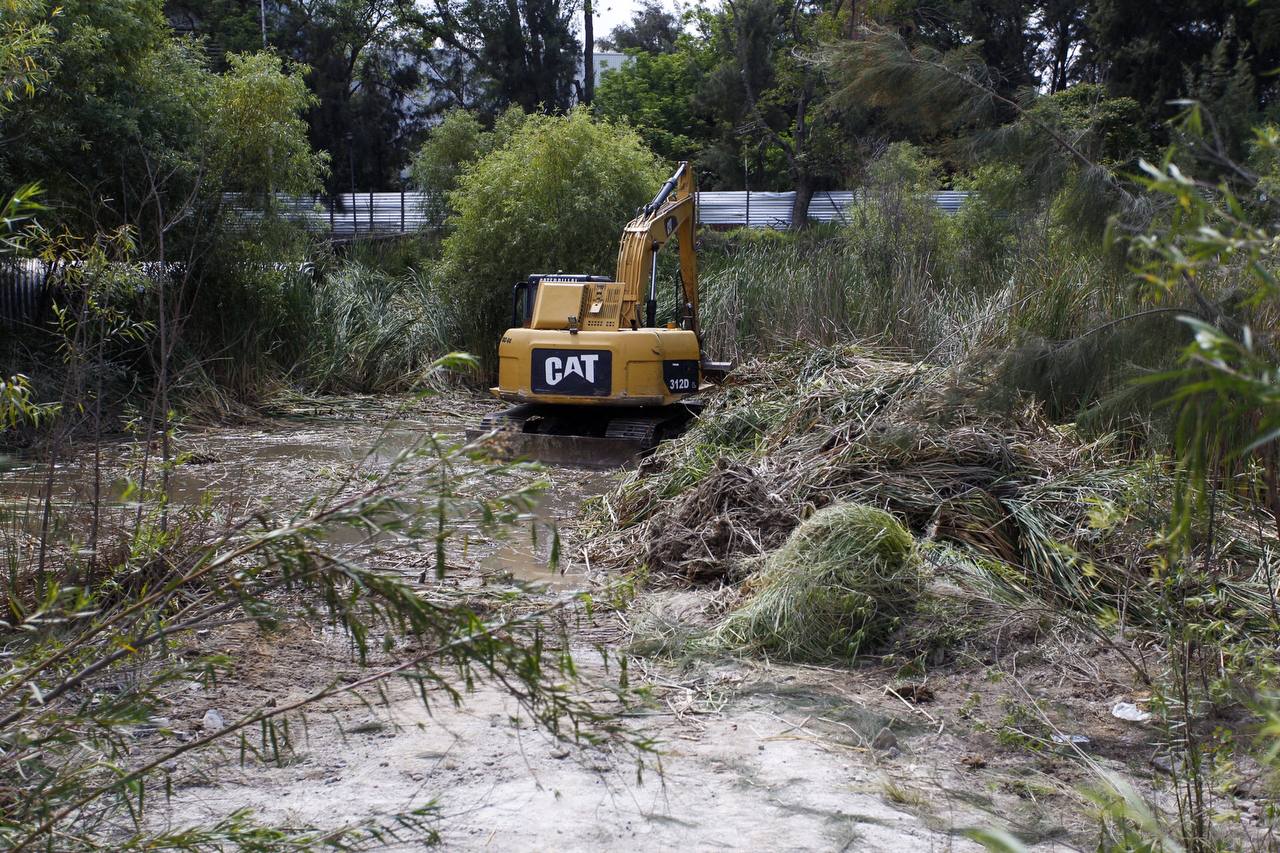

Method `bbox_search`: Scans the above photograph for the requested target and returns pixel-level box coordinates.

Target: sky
[590,0,686,48]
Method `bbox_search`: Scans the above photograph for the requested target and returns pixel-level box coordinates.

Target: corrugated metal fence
[0,259,49,328]
[697,190,970,228]
[226,192,447,238]
[223,190,972,236]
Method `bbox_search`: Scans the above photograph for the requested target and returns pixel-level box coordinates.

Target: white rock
[1111,702,1152,723]
[201,709,225,732]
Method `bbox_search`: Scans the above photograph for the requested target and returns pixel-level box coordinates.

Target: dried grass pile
[589,344,1278,633]
[715,503,920,662]
[643,459,796,583]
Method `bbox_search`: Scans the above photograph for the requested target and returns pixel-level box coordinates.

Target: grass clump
[715,503,920,663]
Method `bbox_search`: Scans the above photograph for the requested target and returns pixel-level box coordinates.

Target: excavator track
[465,403,698,468]
[604,416,662,445]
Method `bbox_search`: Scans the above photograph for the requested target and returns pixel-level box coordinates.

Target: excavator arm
[615,162,699,334]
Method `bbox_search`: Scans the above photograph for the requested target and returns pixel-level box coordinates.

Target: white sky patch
[585,0,690,46]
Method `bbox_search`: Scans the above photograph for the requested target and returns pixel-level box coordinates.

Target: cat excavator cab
[467,162,728,466]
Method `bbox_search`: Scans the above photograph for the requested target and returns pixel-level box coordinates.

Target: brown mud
[6,392,1182,850]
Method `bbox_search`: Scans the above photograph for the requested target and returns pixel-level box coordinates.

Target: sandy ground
[6,392,1180,850]
[160,672,989,852]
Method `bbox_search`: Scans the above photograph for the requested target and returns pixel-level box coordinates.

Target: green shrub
[715,503,920,662]
[408,107,529,226]
[410,109,488,201]
[435,108,665,368]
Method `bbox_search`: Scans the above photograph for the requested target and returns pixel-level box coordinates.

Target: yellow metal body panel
[530,281,588,330]
[582,282,624,330]
[615,164,698,332]
[495,328,700,406]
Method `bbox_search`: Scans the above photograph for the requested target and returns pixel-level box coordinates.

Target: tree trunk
[790,175,814,230]
[583,0,594,105]
[1051,20,1070,92]
[787,82,813,229]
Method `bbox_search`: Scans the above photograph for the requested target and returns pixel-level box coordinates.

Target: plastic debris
[202,709,225,731]
[1111,702,1152,723]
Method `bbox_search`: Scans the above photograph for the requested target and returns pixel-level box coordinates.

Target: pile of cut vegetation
[591,345,1279,649]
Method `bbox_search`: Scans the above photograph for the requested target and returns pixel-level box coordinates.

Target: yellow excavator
[468,161,727,465]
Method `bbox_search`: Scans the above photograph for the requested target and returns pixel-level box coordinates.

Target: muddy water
[1,395,614,588]
[482,467,614,588]
[5,416,455,504]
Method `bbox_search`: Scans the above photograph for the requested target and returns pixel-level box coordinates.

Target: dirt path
[11,393,1152,849]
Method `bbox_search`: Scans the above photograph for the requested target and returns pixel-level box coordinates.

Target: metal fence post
[400,190,405,233]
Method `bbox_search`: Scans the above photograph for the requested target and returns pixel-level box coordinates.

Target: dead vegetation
[589,344,1280,649]
[583,343,1280,849]
[640,458,796,583]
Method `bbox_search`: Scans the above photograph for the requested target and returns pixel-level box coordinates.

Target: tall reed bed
[691,180,1179,434]
[170,235,453,406]
[696,208,1136,367]
[286,260,453,392]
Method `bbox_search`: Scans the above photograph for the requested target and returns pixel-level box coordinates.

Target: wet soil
[6,392,1179,850]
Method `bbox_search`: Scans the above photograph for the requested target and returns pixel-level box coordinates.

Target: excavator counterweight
[466,162,727,466]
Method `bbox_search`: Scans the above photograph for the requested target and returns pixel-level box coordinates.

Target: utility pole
[583,0,594,105]
[260,0,269,47]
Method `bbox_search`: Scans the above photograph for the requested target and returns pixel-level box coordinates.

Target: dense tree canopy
[597,0,683,53]
[426,0,581,114]
[0,0,325,247]
[587,0,1280,223]
[593,44,710,162]
[166,0,429,192]
[8,0,1280,230]
[1091,0,1279,124]
[0,0,58,103]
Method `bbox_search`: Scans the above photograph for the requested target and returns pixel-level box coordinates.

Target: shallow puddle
[1,398,621,587]
[479,469,614,589]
